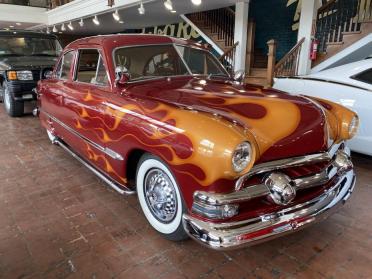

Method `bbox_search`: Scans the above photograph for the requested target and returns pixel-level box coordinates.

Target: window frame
[55,50,76,81]
[350,67,372,86]
[112,43,229,83]
[73,48,111,88]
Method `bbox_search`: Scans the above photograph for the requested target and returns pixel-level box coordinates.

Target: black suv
[0,31,62,117]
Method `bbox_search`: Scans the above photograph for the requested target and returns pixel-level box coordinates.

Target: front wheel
[136,154,188,241]
[3,82,24,117]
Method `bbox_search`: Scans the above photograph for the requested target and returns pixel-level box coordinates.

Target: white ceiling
[0,21,40,30]
[40,0,239,35]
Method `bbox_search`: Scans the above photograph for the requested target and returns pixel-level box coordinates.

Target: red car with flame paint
[36,35,358,250]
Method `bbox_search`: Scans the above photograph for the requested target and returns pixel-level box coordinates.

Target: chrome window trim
[73,48,111,88]
[112,43,229,83]
[41,109,124,161]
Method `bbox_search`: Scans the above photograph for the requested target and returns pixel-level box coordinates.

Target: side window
[55,51,75,80]
[352,68,372,85]
[76,49,108,85]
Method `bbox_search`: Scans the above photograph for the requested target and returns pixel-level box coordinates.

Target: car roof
[309,59,372,82]
[66,34,207,50]
[0,30,58,39]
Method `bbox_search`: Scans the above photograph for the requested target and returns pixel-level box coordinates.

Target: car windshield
[0,36,62,57]
[114,44,228,81]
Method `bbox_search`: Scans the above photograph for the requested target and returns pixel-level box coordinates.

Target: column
[234,0,250,72]
[297,0,318,75]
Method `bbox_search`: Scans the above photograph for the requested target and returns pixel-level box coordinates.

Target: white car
[274,60,372,156]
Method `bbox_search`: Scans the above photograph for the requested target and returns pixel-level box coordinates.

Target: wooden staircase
[314,0,372,66]
[186,8,304,87]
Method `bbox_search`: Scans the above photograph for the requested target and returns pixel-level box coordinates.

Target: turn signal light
[7,71,17,80]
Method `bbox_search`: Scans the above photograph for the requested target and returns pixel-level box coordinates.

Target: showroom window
[76,49,108,86]
[352,68,372,85]
[56,51,75,80]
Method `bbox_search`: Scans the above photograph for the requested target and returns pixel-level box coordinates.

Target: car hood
[0,56,58,71]
[125,77,328,163]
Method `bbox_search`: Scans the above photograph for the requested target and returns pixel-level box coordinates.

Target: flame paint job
[37,35,357,210]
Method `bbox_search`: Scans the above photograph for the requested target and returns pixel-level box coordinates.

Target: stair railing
[219,42,239,75]
[186,7,236,48]
[274,37,305,78]
[315,0,364,53]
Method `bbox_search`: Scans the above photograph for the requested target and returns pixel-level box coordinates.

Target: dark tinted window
[352,68,372,85]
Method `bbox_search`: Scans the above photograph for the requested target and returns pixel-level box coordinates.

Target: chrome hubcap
[144,169,177,223]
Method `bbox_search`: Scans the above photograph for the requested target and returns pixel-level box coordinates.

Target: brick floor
[0,106,372,279]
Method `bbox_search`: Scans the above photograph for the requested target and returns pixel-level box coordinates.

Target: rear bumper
[182,169,355,250]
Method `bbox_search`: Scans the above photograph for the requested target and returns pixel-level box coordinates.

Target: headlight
[17,71,33,81]
[232,142,252,173]
[348,115,359,139]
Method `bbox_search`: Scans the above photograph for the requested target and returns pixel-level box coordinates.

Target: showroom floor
[0,107,371,279]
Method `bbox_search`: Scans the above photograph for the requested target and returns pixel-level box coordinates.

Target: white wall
[0,4,47,24]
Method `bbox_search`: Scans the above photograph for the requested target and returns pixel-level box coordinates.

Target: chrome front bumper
[183,169,355,250]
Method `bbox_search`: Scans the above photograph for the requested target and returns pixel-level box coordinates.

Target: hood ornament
[265,173,296,205]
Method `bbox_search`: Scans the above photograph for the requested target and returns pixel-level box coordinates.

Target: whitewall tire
[136,154,188,241]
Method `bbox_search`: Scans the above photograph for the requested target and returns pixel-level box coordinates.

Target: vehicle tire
[136,153,189,241]
[3,82,24,117]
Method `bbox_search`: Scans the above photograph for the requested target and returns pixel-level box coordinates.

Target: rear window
[351,68,372,85]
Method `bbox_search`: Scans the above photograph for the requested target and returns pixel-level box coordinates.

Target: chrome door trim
[41,109,124,161]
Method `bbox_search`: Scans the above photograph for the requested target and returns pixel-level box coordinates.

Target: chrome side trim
[183,169,355,250]
[55,138,135,195]
[41,109,124,161]
[235,142,342,190]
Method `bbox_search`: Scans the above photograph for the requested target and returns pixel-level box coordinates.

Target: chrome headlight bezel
[348,115,359,139]
[232,141,252,173]
[16,70,33,81]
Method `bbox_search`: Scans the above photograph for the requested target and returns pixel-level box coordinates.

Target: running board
[55,139,136,195]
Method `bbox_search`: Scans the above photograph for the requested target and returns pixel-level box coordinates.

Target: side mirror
[115,66,131,86]
[234,70,245,83]
[44,70,53,80]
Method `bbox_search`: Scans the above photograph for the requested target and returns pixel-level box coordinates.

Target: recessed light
[164,0,173,11]
[113,9,121,21]
[92,15,100,25]
[16,22,21,26]
[191,0,202,5]
[9,25,14,28]
[171,10,177,13]
[119,20,124,24]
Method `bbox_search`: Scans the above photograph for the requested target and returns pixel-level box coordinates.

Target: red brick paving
[0,107,372,279]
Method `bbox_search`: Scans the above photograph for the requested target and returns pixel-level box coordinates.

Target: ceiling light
[79,18,84,27]
[164,0,173,10]
[171,10,177,13]
[4,28,9,31]
[46,27,50,34]
[191,0,202,5]
[16,22,21,26]
[52,25,57,32]
[92,15,100,25]
[119,20,124,24]
[113,9,120,21]
[67,21,74,30]
[138,2,145,15]
[61,23,66,31]
[9,25,14,28]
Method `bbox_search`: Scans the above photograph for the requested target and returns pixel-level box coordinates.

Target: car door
[61,48,112,174]
[41,50,76,136]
